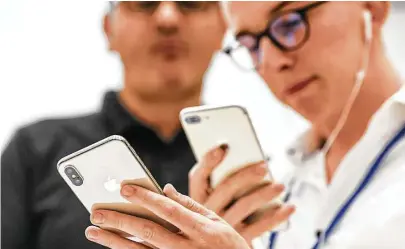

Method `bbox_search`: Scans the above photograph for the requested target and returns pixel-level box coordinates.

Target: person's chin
[288,98,325,123]
[157,63,187,78]
[152,75,194,92]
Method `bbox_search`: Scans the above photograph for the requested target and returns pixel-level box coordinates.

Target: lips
[152,40,186,57]
[285,76,317,96]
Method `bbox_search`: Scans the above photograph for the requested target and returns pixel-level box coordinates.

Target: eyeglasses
[109,1,212,14]
[223,1,328,70]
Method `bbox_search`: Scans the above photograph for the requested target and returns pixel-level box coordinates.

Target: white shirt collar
[391,84,405,104]
[282,85,405,234]
[286,84,405,166]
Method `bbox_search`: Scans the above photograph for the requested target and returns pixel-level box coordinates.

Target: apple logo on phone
[104,176,121,192]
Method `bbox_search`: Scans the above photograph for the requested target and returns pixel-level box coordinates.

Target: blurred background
[1,1,404,176]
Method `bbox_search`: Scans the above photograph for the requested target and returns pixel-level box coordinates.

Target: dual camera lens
[64,166,83,186]
[184,115,201,124]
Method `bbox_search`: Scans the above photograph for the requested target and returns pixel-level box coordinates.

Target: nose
[154,2,181,35]
[258,38,294,74]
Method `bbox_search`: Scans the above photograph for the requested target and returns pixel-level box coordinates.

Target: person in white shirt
[84,1,405,249]
[190,1,405,248]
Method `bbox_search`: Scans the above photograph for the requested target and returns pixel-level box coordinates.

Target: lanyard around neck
[269,123,405,249]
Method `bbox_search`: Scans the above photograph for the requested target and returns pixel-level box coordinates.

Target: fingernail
[121,185,135,197]
[164,184,177,194]
[273,183,285,191]
[286,205,296,213]
[91,212,105,224]
[212,148,223,160]
[219,144,229,151]
[86,229,99,240]
[255,163,268,175]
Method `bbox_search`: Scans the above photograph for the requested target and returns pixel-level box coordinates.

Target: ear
[366,1,390,27]
[103,14,114,51]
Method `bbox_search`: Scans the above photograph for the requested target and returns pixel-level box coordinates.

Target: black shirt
[1,91,196,249]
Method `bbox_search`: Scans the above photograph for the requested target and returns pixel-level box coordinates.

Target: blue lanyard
[269,124,405,249]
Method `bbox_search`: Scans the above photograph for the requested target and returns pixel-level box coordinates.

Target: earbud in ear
[363,11,372,43]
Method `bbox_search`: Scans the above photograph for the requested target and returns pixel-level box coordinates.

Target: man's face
[105,2,225,101]
[227,2,385,125]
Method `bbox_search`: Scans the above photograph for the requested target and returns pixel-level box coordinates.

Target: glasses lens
[233,35,260,69]
[229,44,257,70]
[271,12,307,49]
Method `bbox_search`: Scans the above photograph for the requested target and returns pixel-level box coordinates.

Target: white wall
[1,2,404,177]
[0,1,121,147]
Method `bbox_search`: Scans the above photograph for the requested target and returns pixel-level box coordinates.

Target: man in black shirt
[1,2,225,249]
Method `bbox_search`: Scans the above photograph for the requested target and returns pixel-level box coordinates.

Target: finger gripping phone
[180,105,274,197]
[57,135,179,235]
[180,105,283,224]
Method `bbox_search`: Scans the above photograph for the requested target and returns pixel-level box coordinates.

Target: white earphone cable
[322,11,372,154]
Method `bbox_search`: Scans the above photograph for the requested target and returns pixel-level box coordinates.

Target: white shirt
[254,86,405,249]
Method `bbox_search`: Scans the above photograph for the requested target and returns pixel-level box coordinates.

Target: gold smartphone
[57,135,179,238]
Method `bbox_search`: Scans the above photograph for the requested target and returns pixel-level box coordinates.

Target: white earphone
[364,10,372,44]
[322,10,373,154]
[357,10,372,81]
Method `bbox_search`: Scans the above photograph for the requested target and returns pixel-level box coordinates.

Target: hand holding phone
[188,145,293,242]
[57,135,179,239]
[180,105,277,198]
[180,105,288,239]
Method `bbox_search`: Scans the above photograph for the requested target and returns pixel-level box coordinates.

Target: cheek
[185,21,224,72]
[258,68,287,103]
[302,16,363,96]
[114,18,151,61]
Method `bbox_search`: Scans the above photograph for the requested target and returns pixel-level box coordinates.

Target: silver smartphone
[180,105,282,222]
[57,135,178,236]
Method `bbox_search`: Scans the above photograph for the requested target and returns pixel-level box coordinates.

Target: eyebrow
[272,1,293,13]
[234,1,293,37]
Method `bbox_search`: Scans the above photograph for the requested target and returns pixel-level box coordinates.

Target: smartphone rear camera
[74,178,83,186]
[185,115,201,124]
[64,165,84,186]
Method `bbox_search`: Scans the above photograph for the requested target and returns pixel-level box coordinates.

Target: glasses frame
[223,1,328,70]
[108,1,212,14]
